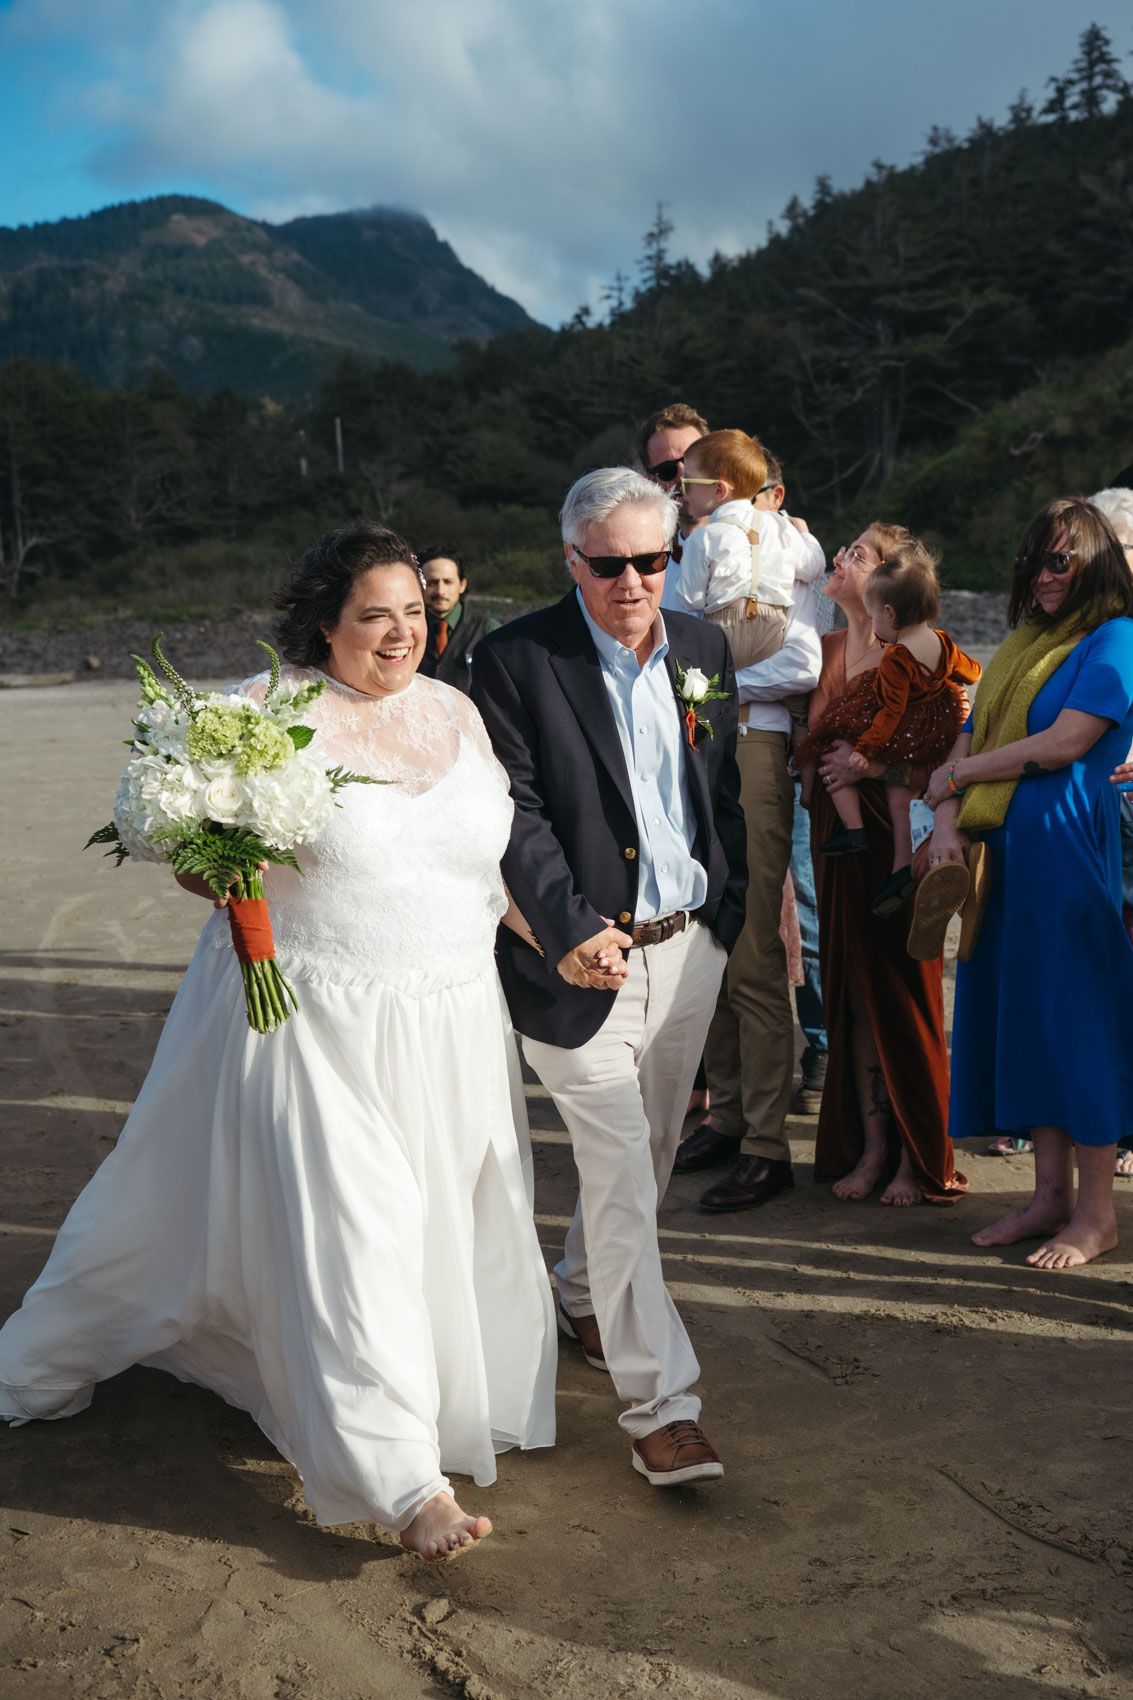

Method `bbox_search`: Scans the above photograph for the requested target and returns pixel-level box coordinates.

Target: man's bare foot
[687,1088,710,1116]
[400,1492,492,1561]
[879,1150,921,1207]
[971,1199,1070,1248]
[1025,1213,1118,1270]
[833,1153,886,1200]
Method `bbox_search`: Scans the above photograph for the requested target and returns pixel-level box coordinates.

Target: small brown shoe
[698,1155,794,1213]
[906,861,969,960]
[672,1122,742,1175]
[557,1303,608,1372]
[632,1420,724,1486]
[956,840,991,963]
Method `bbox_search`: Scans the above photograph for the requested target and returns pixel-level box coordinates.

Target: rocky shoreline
[0,591,1010,684]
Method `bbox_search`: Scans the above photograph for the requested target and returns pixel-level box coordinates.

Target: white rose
[202,773,246,824]
[682,667,710,703]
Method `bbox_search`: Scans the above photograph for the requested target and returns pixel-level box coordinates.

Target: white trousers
[523,919,726,1438]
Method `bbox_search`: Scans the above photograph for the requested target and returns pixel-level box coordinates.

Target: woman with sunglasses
[923,496,1133,1268]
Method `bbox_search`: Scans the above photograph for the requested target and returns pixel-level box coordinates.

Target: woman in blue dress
[922,495,1133,1269]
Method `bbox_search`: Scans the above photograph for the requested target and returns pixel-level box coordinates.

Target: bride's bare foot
[971,1198,1070,1248]
[833,1152,886,1200]
[1026,1211,1118,1270]
[879,1149,921,1207]
[400,1493,492,1561]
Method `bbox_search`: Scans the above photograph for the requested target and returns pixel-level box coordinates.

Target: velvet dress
[809,633,967,1201]
[949,617,1133,1146]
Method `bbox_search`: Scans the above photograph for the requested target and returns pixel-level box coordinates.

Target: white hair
[1089,486,1133,543]
[559,466,678,550]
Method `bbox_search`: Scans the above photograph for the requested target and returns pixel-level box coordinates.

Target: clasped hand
[556,921,632,990]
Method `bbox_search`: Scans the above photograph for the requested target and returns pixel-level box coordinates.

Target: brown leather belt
[629,910,690,947]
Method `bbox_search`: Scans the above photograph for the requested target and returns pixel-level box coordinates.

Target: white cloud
[4,0,1131,322]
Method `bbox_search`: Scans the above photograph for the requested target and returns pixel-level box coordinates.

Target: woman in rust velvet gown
[803,525,967,1206]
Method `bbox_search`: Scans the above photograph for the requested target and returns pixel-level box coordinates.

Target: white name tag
[909,798,935,853]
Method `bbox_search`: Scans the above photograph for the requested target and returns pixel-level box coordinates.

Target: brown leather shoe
[557,1303,608,1372]
[698,1155,794,1213]
[632,1420,724,1486]
[672,1122,742,1175]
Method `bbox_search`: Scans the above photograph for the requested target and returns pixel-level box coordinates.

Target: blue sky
[3,0,1131,324]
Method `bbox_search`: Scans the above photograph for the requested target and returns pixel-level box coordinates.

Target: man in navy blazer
[472,467,746,1489]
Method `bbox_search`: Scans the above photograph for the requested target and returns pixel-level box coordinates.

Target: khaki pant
[522,920,726,1437]
[704,598,789,672]
[704,729,795,1163]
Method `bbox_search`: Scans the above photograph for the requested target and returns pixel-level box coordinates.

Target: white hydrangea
[134,697,191,757]
[239,753,335,847]
[113,754,207,861]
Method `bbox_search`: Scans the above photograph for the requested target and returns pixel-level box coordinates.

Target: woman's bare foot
[833,1152,886,1200]
[687,1087,710,1116]
[1025,1210,1118,1270]
[1116,1147,1133,1178]
[971,1198,1070,1248]
[879,1149,921,1207]
[400,1492,492,1561]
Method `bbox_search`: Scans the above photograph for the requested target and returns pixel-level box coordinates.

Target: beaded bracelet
[946,762,965,797]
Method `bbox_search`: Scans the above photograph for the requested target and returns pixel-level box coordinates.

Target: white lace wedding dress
[0,669,556,1529]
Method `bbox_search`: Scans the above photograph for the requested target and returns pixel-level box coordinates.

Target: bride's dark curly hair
[273,522,421,665]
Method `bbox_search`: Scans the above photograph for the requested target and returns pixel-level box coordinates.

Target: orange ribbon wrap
[685,707,698,748]
[227,897,276,965]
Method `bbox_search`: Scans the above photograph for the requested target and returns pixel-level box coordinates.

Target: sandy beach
[1,680,1130,1700]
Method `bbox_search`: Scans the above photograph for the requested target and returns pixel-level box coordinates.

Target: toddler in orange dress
[796,541,981,915]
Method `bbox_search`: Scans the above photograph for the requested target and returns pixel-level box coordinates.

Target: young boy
[673,429,825,667]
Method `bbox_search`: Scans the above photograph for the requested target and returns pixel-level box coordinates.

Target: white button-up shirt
[576,591,708,922]
[673,498,825,614]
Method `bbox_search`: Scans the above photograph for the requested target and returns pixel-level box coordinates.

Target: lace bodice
[204,668,513,986]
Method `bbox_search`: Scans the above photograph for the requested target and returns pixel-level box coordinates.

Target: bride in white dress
[0,524,556,1559]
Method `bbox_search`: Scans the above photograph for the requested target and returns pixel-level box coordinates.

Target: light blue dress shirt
[576,590,708,923]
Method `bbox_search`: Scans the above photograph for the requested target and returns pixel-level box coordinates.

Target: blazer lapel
[548,593,636,819]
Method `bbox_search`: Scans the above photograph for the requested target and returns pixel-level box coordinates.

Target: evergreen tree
[637,203,675,294]
[1063,22,1129,118]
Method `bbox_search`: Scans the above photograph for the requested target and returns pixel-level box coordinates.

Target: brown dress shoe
[557,1303,607,1371]
[698,1155,794,1213]
[672,1122,742,1175]
[632,1420,724,1486]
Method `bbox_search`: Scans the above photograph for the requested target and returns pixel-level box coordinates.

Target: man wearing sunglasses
[472,467,746,1490]
[638,402,710,612]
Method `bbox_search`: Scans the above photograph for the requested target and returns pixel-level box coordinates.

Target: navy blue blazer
[471,590,747,1049]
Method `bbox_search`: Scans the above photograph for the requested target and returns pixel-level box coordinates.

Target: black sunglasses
[647,458,683,483]
[572,546,672,579]
[1039,549,1076,576]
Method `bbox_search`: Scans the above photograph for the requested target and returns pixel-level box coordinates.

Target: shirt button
[661,864,669,874]
[651,817,660,826]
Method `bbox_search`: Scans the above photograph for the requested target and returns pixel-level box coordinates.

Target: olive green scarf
[956,612,1086,832]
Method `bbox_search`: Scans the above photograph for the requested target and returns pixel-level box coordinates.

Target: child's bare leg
[885,784,915,873]
[831,785,863,833]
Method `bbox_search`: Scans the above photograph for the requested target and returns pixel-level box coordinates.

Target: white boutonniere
[674,660,730,748]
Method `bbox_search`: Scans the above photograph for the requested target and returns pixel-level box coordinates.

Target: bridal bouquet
[87,638,374,1033]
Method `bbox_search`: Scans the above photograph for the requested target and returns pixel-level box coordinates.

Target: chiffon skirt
[0,934,557,1530]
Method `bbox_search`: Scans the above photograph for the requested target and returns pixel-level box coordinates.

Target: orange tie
[435,620,448,655]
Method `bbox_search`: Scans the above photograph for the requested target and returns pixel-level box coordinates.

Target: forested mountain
[2,24,1131,612]
[0,197,531,396]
